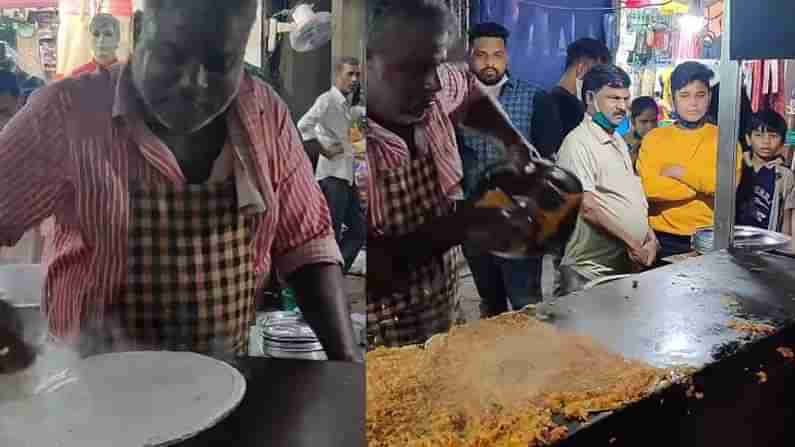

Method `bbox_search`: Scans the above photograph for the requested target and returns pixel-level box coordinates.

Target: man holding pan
[0,0,359,363]
[365,0,584,348]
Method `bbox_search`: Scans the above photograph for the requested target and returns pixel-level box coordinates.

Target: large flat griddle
[546,250,795,446]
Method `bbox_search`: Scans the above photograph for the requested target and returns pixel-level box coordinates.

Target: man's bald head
[132,0,258,134]
[366,0,456,126]
[367,0,455,55]
[140,0,258,38]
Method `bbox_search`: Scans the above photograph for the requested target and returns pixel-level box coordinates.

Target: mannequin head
[89,13,121,66]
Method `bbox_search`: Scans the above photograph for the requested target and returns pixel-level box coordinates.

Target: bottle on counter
[280,287,298,312]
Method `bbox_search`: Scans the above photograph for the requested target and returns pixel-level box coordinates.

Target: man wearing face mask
[556,65,658,296]
[298,57,365,274]
[0,0,359,362]
[533,38,610,160]
[66,14,122,78]
[456,22,545,317]
[637,62,743,260]
[366,0,583,348]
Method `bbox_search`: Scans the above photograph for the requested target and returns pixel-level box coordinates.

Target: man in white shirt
[298,57,365,273]
[556,64,659,295]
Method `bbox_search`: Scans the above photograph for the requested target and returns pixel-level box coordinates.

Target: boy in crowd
[736,110,795,236]
[636,61,743,259]
[623,96,658,167]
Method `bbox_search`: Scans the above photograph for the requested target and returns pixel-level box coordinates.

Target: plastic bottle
[280,287,298,311]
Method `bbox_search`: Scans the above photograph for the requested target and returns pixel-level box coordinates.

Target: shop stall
[0,3,57,81]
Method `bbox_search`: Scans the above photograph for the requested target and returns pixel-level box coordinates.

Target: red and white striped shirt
[364,63,479,233]
[0,64,341,340]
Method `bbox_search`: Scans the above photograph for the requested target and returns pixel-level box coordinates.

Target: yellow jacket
[636,123,743,236]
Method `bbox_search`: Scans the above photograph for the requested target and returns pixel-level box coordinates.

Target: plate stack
[258,311,327,360]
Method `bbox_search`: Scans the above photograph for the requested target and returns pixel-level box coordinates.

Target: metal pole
[713,0,741,251]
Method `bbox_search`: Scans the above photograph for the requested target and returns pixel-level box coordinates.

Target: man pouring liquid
[0,0,359,362]
[365,0,583,348]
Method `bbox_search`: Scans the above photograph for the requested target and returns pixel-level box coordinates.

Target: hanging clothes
[671,31,701,61]
[749,60,786,114]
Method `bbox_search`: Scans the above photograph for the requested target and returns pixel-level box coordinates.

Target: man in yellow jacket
[637,61,742,259]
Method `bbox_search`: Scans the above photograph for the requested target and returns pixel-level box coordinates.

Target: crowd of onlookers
[457,22,794,313]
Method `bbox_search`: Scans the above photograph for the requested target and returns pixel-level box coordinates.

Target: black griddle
[545,250,795,446]
[176,358,364,447]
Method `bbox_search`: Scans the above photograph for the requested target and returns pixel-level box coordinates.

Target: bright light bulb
[679,14,705,34]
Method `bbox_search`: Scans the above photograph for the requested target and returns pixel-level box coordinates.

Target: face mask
[576,78,584,101]
[590,92,619,132]
[672,111,705,129]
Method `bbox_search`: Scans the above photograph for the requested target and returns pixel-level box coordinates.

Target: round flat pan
[0,351,246,447]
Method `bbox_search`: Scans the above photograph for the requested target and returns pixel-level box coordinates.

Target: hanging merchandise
[604,13,618,53]
[747,60,787,115]
[660,1,690,15]
[786,87,795,148]
[15,23,45,79]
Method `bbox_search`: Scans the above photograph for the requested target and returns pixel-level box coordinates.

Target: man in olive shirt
[556,65,658,295]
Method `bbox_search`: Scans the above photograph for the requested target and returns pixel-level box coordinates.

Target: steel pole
[713,0,741,251]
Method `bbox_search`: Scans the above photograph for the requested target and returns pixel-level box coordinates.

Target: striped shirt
[0,64,342,340]
[363,63,476,234]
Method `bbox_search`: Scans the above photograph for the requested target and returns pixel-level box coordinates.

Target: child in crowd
[623,96,659,167]
[736,110,795,236]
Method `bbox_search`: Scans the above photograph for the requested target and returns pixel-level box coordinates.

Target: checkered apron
[367,155,460,348]
[107,179,257,356]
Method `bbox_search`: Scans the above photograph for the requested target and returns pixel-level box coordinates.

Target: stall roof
[0,0,58,7]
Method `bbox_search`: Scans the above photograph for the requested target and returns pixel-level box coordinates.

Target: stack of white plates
[258,311,327,361]
[693,225,792,254]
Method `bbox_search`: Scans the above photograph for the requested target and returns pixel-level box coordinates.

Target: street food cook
[0,0,358,361]
[365,0,584,349]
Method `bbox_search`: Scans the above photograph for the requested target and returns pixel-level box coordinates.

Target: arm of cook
[268,97,357,361]
[438,63,535,165]
[557,132,642,250]
[636,131,697,202]
[0,85,71,249]
[270,96,343,281]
